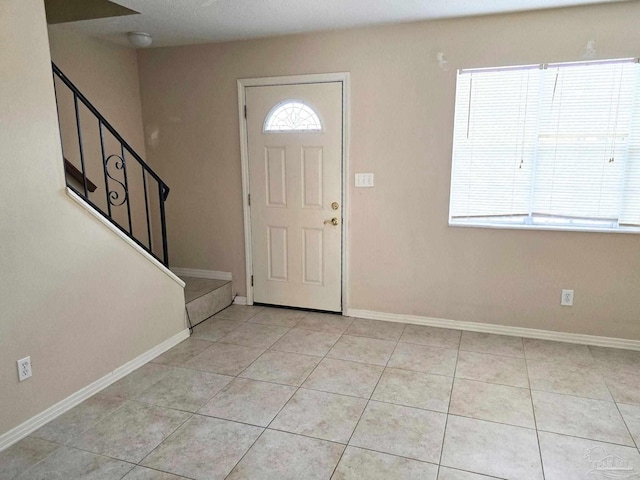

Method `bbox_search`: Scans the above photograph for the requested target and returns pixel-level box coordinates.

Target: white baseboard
[0,328,190,452]
[347,308,640,351]
[233,296,247,305]
[171,267,232,281]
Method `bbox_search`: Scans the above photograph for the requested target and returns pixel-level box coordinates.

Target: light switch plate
[355,173,374,187]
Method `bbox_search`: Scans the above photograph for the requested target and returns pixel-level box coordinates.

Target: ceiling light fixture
[127,31,152,48]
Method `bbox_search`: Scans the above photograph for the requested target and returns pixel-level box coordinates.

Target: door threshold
[253,302,342,315]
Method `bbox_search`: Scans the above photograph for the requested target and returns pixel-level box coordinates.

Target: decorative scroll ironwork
[105,154,128,207]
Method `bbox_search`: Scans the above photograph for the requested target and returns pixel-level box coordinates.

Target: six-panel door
[246,82,342,311]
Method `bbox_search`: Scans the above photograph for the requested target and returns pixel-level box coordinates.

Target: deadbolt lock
[331,202,339,210]
[324,217,339,226]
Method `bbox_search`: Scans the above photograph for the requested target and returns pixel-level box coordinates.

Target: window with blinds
[449,58,640,232]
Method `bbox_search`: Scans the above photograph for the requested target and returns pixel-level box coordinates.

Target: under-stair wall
[0,0,186,446]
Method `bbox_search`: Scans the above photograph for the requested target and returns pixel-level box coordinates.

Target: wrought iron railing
[52,63,170,266]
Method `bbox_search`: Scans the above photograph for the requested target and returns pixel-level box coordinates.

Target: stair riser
[186,282,232,324]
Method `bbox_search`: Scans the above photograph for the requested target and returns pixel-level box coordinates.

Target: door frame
[237,73,350,314]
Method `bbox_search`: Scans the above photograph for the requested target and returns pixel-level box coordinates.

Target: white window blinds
[449,58,640,232]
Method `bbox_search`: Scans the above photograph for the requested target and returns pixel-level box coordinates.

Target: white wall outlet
[561,289,574,307]
[17,356,32,381]
[355,173,374,188]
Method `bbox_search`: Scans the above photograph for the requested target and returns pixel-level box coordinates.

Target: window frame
[263,99,324,133]
[448,57,640,234]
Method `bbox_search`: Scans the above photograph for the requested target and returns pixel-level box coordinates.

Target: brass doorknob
[324,217,339,226]
[331,202,339,210]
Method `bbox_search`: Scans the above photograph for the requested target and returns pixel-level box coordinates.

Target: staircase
[52,63,234,319]
[182,277,233,325]
[52,63,171,266]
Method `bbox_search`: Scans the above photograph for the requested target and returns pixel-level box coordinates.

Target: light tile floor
[2,306,640,479]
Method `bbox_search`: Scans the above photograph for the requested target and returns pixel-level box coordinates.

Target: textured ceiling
[54,0,631,48]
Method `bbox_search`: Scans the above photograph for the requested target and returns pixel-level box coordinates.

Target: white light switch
[355,173,374,187]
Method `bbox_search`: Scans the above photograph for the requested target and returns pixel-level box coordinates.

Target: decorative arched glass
[264,100,322,132]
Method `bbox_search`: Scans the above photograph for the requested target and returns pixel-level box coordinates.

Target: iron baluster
[73,93,89,198]
[159,182,169,266]
[98,120,112,217]
[142,167,153,252]
[121,145,133,235]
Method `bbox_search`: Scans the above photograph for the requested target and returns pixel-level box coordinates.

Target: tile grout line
[20,310,640,479]
[133,408,195,468]
[19,444,143,480]
[223,311,354,478]
[588,344,640,455]
[525,354,547,480]
[143,305,271,480]
[587,347,638,451]
[220,308,314,479]
[261,315,354,429]
[327,321,408,479]
[12,314,380,478]
[196,377,612,439]
[219,308,314,380]
[617,401,640,453]
[438,465,507,480]
[206,317,640,453]
[130,463,197,480]
[48,396,186,464]
[194,317,580,477]
[249,317,344,474]
[220,424,267,480]
[7,443,64,480]
[530,428,640,450]
[436,332,462,477]
[24,364,199,478]
[30,394,131,447]
[207,311,351,395]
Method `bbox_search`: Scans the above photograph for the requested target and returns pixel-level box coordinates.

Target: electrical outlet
[17,356,32,382]
[561,289,574,307]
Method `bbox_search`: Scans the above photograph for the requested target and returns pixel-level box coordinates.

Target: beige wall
[48,26,147,156]
[138,2,640,339]
[0,0,185,437]
[48,27,166,259]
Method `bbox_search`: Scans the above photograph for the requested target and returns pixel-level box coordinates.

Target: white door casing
[242,80,345,311]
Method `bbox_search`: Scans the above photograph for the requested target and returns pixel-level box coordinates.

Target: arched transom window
[264,100,322,132]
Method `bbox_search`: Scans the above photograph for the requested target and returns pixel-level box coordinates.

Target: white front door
[246,82,343,311]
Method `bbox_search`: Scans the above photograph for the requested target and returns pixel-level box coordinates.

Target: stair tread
[181,276,231,303]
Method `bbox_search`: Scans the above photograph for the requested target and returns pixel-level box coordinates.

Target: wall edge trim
[346,308,640,350]
[171,268,232,281]
[0,328,190,452]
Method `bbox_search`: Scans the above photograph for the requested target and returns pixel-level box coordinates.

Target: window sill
[448,220,640,234]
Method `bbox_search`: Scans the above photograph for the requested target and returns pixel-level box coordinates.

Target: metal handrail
[52,63,170,199]
[52,62,171,266]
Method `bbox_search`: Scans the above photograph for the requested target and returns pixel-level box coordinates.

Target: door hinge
[251,275,254,286]
[248,194,251,206]
[244,105,247,118]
